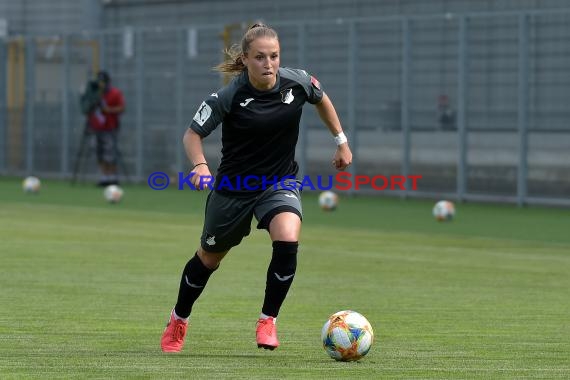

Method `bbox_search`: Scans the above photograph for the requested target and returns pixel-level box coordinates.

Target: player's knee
[269,212,301,241]
[275,231,298,242]
[197,247,227,269]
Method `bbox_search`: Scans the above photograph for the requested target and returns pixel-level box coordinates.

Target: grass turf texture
[0,177,569,379]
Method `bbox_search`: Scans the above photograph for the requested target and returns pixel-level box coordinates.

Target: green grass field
[1,177,569,379]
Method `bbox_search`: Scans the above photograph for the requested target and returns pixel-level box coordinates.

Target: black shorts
[94,130,118,165]
[200,180,302,253]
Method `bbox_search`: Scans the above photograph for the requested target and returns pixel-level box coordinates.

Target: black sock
[261,241,298,318]
[174,253,216,319]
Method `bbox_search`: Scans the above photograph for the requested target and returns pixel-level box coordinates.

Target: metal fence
[1,9,569,206]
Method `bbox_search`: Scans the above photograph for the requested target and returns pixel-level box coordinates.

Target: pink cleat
[256,317,279,350]
[161,312,188,353]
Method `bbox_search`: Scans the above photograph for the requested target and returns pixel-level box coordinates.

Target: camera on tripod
[80,79,103,115]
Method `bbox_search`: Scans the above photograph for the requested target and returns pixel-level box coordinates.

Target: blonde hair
[214,22,279,75]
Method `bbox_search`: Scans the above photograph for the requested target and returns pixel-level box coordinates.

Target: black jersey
[189,67,323,194]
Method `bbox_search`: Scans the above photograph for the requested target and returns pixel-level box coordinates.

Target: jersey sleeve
[188,92,226,137]
[113,89,125,109]
[306,73,324,104]
[105,88,125,108]
[280,67,324,104]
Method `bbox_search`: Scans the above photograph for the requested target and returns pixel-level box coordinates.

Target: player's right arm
[183,128,211,190]
[184,90,231,190]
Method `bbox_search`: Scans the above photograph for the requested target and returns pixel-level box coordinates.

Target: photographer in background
[81,70,125,186]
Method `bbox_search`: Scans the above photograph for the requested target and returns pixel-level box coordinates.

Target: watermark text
[148,171,422,191]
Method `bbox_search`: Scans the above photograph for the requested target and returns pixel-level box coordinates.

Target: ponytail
[213,45,245,74]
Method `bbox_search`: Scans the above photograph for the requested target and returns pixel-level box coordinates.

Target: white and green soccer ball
[432,200,455,221]
[103,184,124,204]
[321,310,374,361]
[22,176,41,193]
[318,190,339,211]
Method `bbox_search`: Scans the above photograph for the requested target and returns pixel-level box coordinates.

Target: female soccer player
[161,22,352,352]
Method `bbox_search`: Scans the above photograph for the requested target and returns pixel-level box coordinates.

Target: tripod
[70,124,130,185]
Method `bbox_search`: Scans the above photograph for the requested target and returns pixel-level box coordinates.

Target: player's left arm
[314,93,353,171]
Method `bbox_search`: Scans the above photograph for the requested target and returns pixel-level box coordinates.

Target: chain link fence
[1,10,569,205]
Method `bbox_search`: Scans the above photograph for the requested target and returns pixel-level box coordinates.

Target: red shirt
[88,86,125,131]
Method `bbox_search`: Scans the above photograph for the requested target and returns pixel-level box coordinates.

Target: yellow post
[219,23,250,84]
[6,37,25,169]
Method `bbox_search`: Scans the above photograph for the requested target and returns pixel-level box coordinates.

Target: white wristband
[334,132,348,146]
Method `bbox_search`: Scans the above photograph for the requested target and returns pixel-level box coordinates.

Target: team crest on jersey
[205,234,216,246]
[281,88,294,104]
[193,101,212,126]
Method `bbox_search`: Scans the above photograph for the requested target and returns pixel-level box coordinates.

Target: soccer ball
[432,200,455,221]
[22,176,41,193]
[318,191,338,211]
[321,310,374,361]
[103,185,124,203]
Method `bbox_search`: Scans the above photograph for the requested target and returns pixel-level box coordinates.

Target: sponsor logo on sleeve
[310,75,321,90]
[193,101,212,126]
